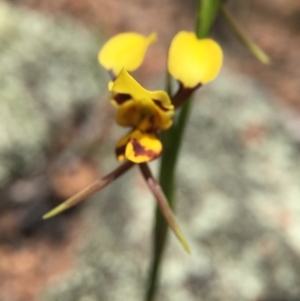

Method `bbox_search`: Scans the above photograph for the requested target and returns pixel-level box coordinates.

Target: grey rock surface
[0,2,106,185]
[39,67,300,301]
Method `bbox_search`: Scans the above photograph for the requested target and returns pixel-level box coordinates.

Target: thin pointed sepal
[140,163,191,253]
[147,177,190,253]
[43,180,105,219]
[43,161,134,219]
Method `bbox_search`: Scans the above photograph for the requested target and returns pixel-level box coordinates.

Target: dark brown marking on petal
[153,100,171,112]
[115,144,126,159]
[131,139,161,161]
[114,93,132,105]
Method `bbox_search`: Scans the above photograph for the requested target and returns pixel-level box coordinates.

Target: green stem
[145,1,223,300]
[197,0,222,38]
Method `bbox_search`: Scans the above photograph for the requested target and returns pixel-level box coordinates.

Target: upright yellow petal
[99,32,157,75]
[168,31,223,88]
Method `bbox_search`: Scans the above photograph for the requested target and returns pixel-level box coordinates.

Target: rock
[0,2,106,185]
[39,68,300,301]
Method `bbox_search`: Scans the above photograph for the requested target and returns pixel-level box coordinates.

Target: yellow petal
[116,129,162,163]
[99,32,157,75]
[168,31,223,88]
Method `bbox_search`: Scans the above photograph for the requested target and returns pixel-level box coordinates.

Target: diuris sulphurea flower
[43,30,223,253]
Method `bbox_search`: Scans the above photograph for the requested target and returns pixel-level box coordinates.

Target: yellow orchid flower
[43,30,225,254]
[98,32,157,76]
[168,31,223,88]
[111,68,174,163]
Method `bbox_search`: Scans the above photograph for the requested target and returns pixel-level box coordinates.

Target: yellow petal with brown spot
[116,130,162,163]
[126,130,162,163]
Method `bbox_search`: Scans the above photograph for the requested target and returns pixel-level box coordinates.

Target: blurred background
[1,0,300,300]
